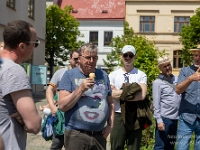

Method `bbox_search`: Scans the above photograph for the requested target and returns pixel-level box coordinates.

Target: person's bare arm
[176,76,193,95]
[176,68,200,94]
[46,85,58,115]
[0,135,4,150]
[11,89,41,134]
[102,95,114,138]
[59,78,94,112]
[111,83,147,101]
[133,83,147,101]
[110,85,122,102]
[10,111,24,125]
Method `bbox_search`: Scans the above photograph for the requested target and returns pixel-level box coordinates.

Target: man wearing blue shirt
[153,56,181,150]
[176,48,200,150]
[58,43,114,150]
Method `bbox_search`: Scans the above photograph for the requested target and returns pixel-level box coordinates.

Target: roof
[60,0,125,19]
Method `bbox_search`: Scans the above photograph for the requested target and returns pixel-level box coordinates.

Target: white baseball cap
[121,45,136,55]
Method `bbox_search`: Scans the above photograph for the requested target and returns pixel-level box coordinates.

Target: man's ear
[18,43,25,51]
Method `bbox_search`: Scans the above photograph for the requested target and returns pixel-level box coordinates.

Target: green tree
[104,22,166,149]
[46,5,82,78]
[180,7,200,66]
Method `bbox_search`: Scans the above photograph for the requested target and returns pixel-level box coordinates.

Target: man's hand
[79,78,95,92]
[190,67,200,81]
[157,122,165,131]
[50,105,58,116]
[102,124,112,139]
[10,111,24,125]
[112,90,122,102]
[176,67,200,94]
[111,85,122,102]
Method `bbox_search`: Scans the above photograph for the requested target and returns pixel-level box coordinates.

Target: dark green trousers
[110,112,142,150]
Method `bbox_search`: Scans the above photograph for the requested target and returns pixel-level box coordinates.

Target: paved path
[26,92,56,150]
[26,91,111,150]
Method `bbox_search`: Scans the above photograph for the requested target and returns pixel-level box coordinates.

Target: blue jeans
[176,115,200,150]
[154,117,178,150]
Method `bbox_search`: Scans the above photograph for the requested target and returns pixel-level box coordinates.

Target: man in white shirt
[109,45,147,150]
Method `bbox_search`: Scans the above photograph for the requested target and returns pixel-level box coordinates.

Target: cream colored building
[126,0,200,75]
[0,0,46,90]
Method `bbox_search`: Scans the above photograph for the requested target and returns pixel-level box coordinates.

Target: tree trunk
[50,48,54,79]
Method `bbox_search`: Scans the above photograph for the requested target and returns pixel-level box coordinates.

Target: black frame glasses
[80,55,98,61]
[123,53,134,59]
[26,39,40,48]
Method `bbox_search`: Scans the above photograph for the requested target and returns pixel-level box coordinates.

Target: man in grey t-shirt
[0,20,41,150]
[45,50,79,150]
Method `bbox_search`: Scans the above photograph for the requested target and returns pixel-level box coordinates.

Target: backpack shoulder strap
[157,78,176,89]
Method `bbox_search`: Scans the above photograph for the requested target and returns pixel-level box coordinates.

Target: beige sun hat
[157,56,170,67]
[190,48,200,53]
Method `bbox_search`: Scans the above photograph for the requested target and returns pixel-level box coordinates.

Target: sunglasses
[123,53,134,59]
[26,39,40,48]
[73,57,79,61]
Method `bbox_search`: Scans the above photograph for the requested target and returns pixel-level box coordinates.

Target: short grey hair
[78,43,98,55]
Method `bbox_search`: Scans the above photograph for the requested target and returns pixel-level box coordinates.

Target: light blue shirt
[58,67,111,131]
[153,74,181,124]
[178,65,200,125]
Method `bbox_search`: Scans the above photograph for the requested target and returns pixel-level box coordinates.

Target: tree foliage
[180,7,200,66]
[46,5,82,77]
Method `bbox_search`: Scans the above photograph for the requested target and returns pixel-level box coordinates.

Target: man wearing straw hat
[176,48,200,150]
[153,56,181,150]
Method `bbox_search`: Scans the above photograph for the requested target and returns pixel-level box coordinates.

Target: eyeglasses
[80,55,98,61]
[26,39,40,48]
[123,53,134,59]
[73,57,79,61]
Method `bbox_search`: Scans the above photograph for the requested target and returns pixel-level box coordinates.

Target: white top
[109,67,147,112]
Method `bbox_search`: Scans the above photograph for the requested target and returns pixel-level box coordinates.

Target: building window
[6,0,15,9]
[174,16,190,33]
[140,16,155,32]
[89,31,98,45]
[173,50,183,68]
[28,0,35,19]
[104,31,113,46]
